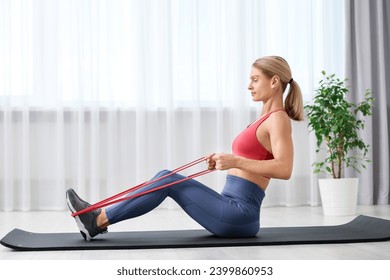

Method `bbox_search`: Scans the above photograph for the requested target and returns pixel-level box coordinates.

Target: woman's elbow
[277,173,291,180]
[277,165,292,180]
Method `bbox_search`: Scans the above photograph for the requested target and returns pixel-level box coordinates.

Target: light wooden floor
[1,205,390,260]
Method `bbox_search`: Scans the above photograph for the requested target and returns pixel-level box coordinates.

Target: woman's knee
[153,169,172,178]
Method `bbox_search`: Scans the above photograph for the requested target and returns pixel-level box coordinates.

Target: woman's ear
[271,75,280,88]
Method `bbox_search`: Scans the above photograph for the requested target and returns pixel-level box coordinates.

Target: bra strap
[259,108,285,122]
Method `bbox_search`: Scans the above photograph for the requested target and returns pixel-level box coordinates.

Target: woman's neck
[261,99,284,116]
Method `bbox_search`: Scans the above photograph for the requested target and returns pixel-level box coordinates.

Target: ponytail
[284,80,304,121]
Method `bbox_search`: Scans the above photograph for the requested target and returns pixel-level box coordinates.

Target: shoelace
[71,156,215,217]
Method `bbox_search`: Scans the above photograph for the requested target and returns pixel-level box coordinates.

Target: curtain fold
[345,0,390,204]
[1,0,345,211]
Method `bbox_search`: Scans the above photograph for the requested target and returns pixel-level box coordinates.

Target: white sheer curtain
[0,0,345,211]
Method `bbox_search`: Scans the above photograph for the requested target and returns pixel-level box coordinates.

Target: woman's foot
[66,188,108,241]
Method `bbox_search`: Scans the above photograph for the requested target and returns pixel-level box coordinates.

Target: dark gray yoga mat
[1,215,390,251]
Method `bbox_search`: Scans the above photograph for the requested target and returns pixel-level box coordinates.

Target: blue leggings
[106,171,265,237]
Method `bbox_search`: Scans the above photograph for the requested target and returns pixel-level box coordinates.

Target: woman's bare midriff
[228,168,270,191]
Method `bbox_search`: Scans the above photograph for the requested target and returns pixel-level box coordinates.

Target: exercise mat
[1,215,390,251]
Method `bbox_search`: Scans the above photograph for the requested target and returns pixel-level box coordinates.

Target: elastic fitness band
[71,157,215,217]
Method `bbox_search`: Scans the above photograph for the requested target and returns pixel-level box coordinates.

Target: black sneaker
[66,188,108,241]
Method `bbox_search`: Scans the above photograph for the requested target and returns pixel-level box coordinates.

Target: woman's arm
[211,113,294,180]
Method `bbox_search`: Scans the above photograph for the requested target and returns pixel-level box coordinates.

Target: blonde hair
[252,56,304,121]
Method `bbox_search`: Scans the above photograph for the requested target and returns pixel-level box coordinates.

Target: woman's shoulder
[268,109,290,121]
[266,110,292,130]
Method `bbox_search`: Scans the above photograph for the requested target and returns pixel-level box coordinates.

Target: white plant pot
[318,178,359,216]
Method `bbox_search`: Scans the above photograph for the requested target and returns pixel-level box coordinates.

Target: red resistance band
[71,157,215,217]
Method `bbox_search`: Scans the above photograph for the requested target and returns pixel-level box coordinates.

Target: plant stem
[327,139,336,179]
[337,132,343,179]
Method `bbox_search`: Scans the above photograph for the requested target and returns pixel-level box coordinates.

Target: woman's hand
[204,153,217,170]
[211,153,240,171]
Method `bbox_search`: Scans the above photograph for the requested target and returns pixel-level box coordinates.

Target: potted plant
[305,71,374,216]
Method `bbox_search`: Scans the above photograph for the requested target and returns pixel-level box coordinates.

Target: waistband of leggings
[222,175,265,206]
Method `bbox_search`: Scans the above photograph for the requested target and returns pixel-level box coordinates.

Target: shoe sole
[66,191,92,241]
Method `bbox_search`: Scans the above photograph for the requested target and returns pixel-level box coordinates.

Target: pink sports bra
[232,109,285,160]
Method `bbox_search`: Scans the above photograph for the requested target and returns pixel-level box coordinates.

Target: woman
[66,56,304,241]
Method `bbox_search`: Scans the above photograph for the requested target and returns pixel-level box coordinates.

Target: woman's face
[247,67,273,102]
